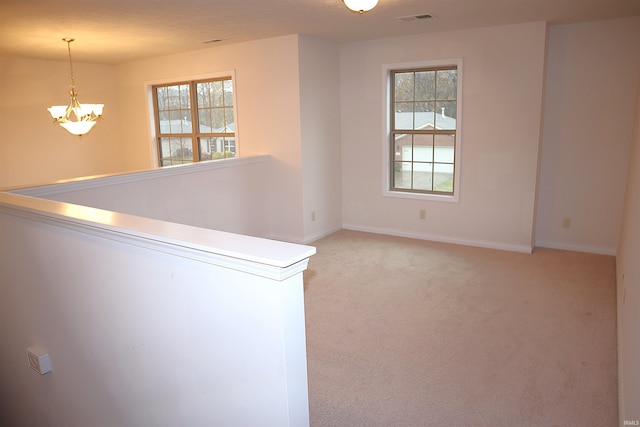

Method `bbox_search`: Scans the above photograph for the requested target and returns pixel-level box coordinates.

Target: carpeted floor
[303,230,618,427]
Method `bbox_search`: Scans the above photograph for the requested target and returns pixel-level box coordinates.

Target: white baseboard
[535,240,617,256]
[269,233,305,245]
[342,224,533,254]
[270,226,343,246]
[270,225,622,257]
[302,226,342,245]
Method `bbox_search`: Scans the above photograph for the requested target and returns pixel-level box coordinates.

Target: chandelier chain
[64,39,77,93]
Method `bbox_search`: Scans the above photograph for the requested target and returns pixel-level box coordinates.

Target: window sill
[383,189,459,203]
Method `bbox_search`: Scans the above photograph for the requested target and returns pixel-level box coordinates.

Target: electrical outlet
[311,211,316,222]
[26,346,51,375]
[562,217,571,229]
[419,209,426,220]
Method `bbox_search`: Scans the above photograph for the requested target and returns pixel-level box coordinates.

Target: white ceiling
[1,0,639,65]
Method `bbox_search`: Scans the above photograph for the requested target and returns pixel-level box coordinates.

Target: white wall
[0,56,126,188]
[14,156,272,238]
[340,22,547,252]
[115,35,306,243]
[0,190,314,427]
[536,17,640,255]
[298,36,343,242]
[617,70,640,424]
[0,56,125,189]
[3,20,639,252]
[1,34,344,245]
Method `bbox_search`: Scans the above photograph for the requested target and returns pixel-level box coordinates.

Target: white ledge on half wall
[0,190,316,281]
[7,155,272,196]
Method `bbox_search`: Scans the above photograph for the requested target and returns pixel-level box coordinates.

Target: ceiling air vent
[396,14,434,23]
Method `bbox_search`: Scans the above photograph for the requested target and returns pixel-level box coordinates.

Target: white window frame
[145,70,239,167]
[382,59,463,203]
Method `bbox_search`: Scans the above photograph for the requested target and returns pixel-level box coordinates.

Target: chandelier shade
[48,38,103,137]
[343,0,379,13]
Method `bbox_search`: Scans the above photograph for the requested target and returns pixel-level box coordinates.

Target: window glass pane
[168,111,181,133]
[180,85,190,108]
[217,81,226,105]
[212,81,225,105]
[413,163,433,191]
[434,163,454,192]
[198,108,212,132]
[414,101,431,113]
[435,101,457,130]
[223,80,234,104]
[196,86,209,109]
[199,81,224,106]
[159,137,193,166]
[203,137,217,160]
[395,102,414,130]
[198,137,212,161]
[395,101,414,113]
[195,82,209,108]
[414,71,435,101]
[164,87,178,109]
[183,111,193,132]
[212,108,226,130]
[159,137,171,165]
[394,162,412,189]
[161,84,189,110]
[157,84,192,134]
[434,134,455,163]
[224,108,234,132]
[436,70,457,100]
[394,134,409,161]
[167,110,192,133]
[158,111,170,133]
[223,137,236,157]
[156,87,169,110]
[172,137,192,163]
[413,134,433,162]
[198,137,236,161]
[394,73,414,101]
[401,145,413,162]
[415,105,435,131]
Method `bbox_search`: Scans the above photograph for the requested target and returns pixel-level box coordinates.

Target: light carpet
[304,230,617,427]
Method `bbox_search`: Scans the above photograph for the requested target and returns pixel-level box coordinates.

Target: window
[389,64,459,197]
[153,77,236,167]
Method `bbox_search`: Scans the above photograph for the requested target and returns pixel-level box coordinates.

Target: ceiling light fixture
[48,38,104,137]
[343,0,379,14]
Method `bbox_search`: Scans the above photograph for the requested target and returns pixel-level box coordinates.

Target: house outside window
[152,77,236,167]
[386,60,462,200]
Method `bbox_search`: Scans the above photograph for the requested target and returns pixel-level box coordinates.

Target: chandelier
[343,0,379,14]
[48,38,104,136]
